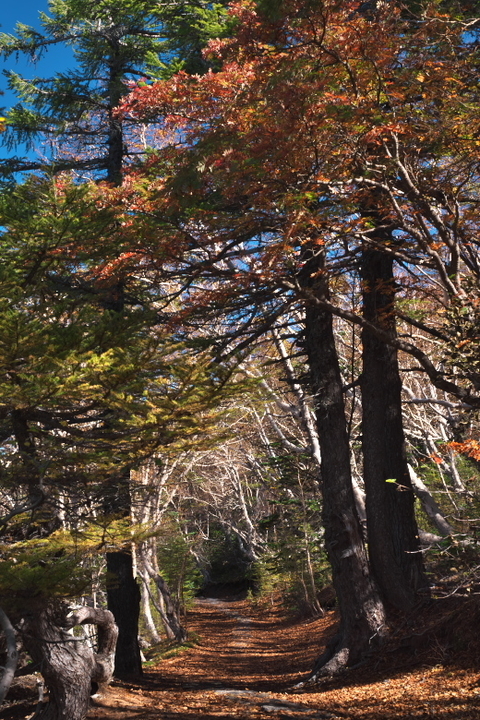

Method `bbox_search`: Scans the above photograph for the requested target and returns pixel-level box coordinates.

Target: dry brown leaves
[3,594,480,720]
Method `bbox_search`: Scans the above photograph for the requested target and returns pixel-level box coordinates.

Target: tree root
[293,622,386,689]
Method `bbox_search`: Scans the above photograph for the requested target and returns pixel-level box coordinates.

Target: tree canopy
[1,0,480,717]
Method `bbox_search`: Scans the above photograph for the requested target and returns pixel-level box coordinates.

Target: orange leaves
[117,0,440,203]
[110,0,480,328]
[450,440,480,463]
[362,123,407,145]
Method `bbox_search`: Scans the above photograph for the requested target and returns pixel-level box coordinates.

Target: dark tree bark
[100,36,143,670]
[102,472,142,677]
[22,600,117,720]
[105,34,126,186]
[361,241,429,610]
[299,246,387,680]
[106,551,143,677]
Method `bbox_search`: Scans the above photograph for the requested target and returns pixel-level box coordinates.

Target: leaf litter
[2,593,480,719]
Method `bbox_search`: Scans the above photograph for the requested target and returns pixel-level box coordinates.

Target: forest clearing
[3,591,480,720]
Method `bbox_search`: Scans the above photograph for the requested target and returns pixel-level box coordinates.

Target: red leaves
[90,252,145,284]
[108,0,479,339]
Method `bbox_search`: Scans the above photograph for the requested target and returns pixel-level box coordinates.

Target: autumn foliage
[2,0,480,708]
[112,1,480,401]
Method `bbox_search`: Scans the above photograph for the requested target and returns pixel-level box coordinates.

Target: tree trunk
[299,246,387,680]
[66,607,119,686]
[106,551,143,677]
[140,577,162,645]
[138,543,187,643]
[0,606,18,704]
[361,244,428,610]
[408,464,454,538]
[22,600,117,720]
[106,42,125,186]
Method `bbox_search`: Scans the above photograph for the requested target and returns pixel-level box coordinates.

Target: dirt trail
[86,596,480,720]
[87,597,338,719]
[3,595,480,719]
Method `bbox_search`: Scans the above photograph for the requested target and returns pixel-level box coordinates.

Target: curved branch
[66,607,118,685]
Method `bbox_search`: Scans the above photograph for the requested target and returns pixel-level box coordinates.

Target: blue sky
[1,2,76,163]
[1,1,74,114]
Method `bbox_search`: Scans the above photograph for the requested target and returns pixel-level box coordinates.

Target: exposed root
[293,621,387,689]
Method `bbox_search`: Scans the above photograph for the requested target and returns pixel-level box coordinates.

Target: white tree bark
[408,464,454,538]
[140,578,162,644]
[0,606,18,704]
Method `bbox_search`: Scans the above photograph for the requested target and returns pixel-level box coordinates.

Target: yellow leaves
[0,117,6,132]
[0,521,157,604]
[71,519,154,549]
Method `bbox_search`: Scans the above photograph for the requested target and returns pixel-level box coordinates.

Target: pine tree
[0,0,235,692]
[0,0,231,182]
[0,171,245,715]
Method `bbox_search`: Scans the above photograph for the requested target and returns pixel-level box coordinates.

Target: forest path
[85,595,480,720]
[88,597,340,719]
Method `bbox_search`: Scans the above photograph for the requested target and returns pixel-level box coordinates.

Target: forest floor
[3,592,480,719]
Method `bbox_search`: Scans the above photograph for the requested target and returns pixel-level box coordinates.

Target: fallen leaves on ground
[88,594,480,720]
[3,593,480,719]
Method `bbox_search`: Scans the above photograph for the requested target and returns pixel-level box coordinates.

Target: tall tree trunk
[100,40,142,664]
[361,242,428,610]
[22,600,117,720]
[106,551,143,677]
[299,246,387,680]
